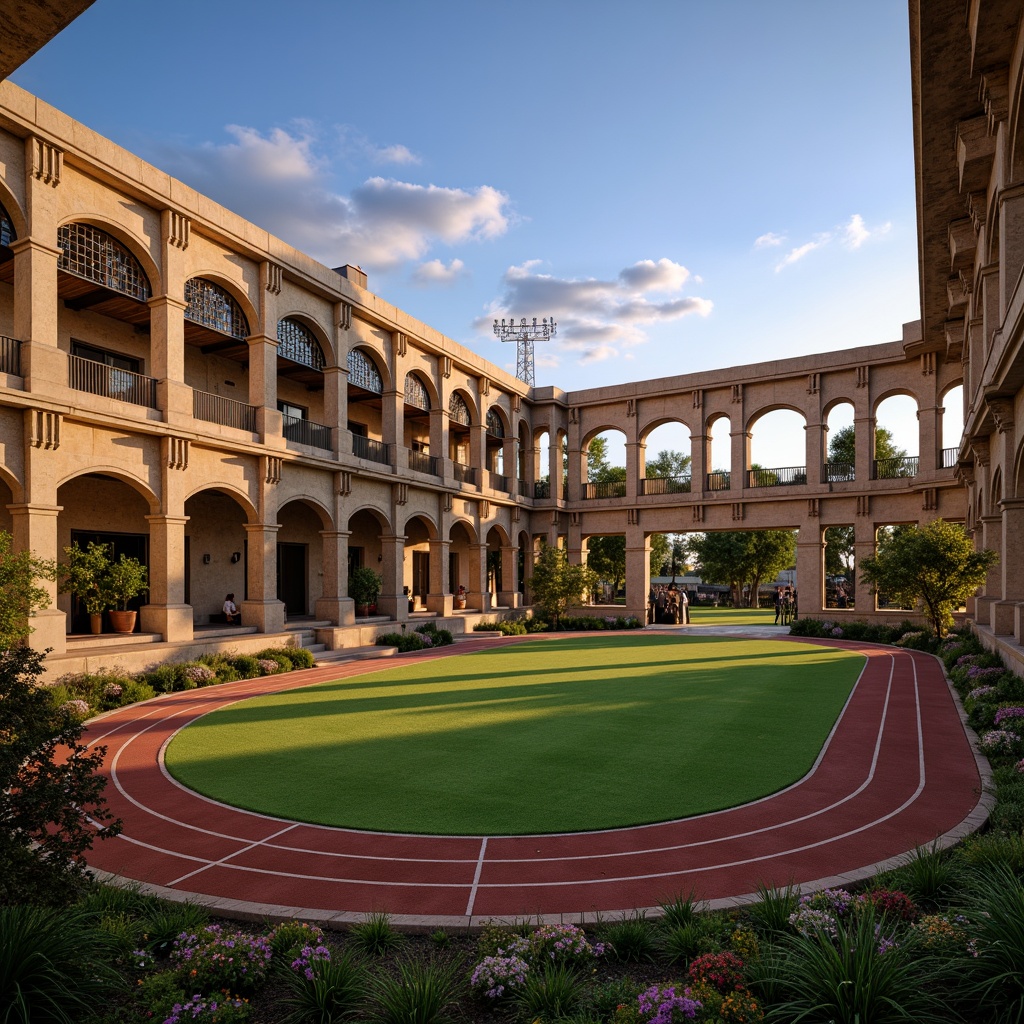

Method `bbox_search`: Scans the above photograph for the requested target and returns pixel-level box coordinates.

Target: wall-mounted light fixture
[377,554,383,562]
[230,552,242,563]
[202,554,211,565]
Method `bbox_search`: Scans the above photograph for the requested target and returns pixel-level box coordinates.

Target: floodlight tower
[493,316,557,387]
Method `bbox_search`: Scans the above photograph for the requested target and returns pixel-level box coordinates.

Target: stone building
[5,0,1018,672]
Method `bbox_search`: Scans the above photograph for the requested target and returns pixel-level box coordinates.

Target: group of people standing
[648,584,690,625]
[773,586,797,625]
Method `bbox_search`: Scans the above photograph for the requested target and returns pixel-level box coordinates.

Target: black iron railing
[489,470,509,491]
[941,447,959,469]
[193,389,257,431]
[825,461,855,483]
[453,462,477,486]
[706,471,731,491]
[282,414,332,450]
[0,335,21,376]
[518,478,528,496]
[408,449,440,475]
[69,354,157,408]
[874,455,919,479]
[352,433,390,465]
[534,480,551,498]
[641,474,691,495]
[582,480,628,499]
[747,465,807,488]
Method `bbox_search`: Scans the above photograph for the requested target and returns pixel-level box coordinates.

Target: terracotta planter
[89,613,103,635]
[356,604,370,617]
[108,610,137,634]
[454,598,466,610]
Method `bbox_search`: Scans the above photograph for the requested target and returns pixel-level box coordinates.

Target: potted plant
[454,584,467,610]
[349,566,383,617]
[104,554,149,633]
[59,541,113,635]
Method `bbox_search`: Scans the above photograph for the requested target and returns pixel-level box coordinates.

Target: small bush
[369,956,461,1024]
[271,919,327,958]
[287,647,316,669]
[255,648,296,671]
[602,913,658,963]
[515,961,584,1021]
[281,947,368,1024]
[170,923,273,994]
[376,631,428,652]
[231,654,262,678]
[348,912,404,956]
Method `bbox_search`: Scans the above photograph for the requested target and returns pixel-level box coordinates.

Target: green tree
[0,530,57,650]
[649,532,672,575]
[859,519,996,635]
[586,535,626,595]
[689,530,796,607]
[0,645,121,904]
[526,545,599,628]
[646,449,691,478]
[586,435,627,483]
[824,524,855,581]
[828,424,907,466]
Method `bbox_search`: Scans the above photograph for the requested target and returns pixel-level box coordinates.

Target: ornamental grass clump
[348,912,404,956]
[369,956,461,1024]
[600,913,657,963]
[280,948,368,1024]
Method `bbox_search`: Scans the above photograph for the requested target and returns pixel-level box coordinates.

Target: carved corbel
[264,456,283,484]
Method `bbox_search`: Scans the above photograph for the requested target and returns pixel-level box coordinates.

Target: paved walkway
[81,632,989,929]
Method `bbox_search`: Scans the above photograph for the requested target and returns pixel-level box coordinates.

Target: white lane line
[167,822,300,886]
[465,837,489,916]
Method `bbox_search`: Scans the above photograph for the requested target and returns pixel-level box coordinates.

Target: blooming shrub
[894,631,925,646]
[686,951,745,994]
[912,913,974,955]
[994,706,1024,726]
[163,993,249,1023]
[719,988,765,1023]
[270,921,325,957]
[59,699,90,719]
[967,665,1005,681]
[1017,758,1024,774]
[831,627,844,637]
[980,729,1021,755]
[968,685,998,702]
[636,983,702,1023]
[103,682,123,700]
[863,889,917,922]
[257,659,280,676]
[290,943,331,981]
[470,954,529,999]
[527,923,606,966]
[171,925,273,995]
[183,664,217,686]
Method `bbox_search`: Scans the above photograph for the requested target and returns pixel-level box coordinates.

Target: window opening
[57,223,150,301]
[185,278,249,339]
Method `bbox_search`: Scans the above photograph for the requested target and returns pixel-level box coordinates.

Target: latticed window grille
[449,392,471,426]
[404,373,430,410]
[486,409,505,437]
[0,202,14,248]
[57,223,151,301]
[347,348,382,393]
[278,317,325,371]
[184,278,249,339]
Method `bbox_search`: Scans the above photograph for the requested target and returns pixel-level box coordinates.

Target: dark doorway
[448,552,459,593]
[69,529,148,634]
[412,551,429,605]
[277,542,307,616]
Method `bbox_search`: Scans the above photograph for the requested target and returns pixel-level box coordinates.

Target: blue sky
[11,0,921,464]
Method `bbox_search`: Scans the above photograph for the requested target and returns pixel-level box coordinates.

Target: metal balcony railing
[408,449,440,475]
[825,461,855,483]
[582,480,628,499]
[874,455,919,479]
[453,462,477,486]
[488,470,509,491]
[518,478,528,496]
[640,474,691,495]
[352,433,391,465]
[746,465,807,488]
[941,446,959,469]
[534,480,551,498]
[282,414,332,451]
[0,335,21,376]
[193,389,257,431]
[69,354,157,408]
[706,471,731,491]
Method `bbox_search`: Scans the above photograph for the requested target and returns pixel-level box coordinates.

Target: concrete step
[304,643,327,654]
[66,631,162,650]
[287,620,332,629]
[193,625,259,639]
[312,645,397,664]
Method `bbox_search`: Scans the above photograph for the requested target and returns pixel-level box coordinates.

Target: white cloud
[842,213,891,249]
[754,232,785,248]
[775,237,828,272]
[157,124,509,271]
[336,126,421,166]
[477,259,712,364]
[412,258,466,285]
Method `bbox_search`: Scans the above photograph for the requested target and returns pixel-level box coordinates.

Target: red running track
[80,635,985,926]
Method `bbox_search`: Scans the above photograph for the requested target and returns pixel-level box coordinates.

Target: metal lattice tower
[493,316,556,387]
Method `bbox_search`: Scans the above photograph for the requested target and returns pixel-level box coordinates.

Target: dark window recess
[72,340,140,373]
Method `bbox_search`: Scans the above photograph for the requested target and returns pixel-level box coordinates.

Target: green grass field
[687,606,780,626]
[165,634,863,835]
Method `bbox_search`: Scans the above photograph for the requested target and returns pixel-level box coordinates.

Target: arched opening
[449,391,475,482]
[403,514,436,610]
[449,520,476,600]
[0,200,17,374]
[582,428,627,499]
[184,488,252,626]
[277,499,330,619]
[941,384,964,467]
[825,402,856,481]
[874,394,919,478]
[347,349,390,465]
[0,473,14,536]
[748,408,807,486]
[57,473,154,635]
[517,529,531,600]
[347,508,389,616]
[584,531,626,604]
[707,414,731,490]
[277,318,330,450]
[485,407,509,486]
[640,421,691,494]
[824,524,855,610]
[404,372,437,475]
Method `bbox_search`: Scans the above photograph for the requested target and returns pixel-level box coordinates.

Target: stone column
[731,428,751,490]
[241,523,286,633]
[852,522,877,616]
[377,533,408,621]
[999,183,1024,322]
[316,530,355,625]
[247,336,282,445]
[149,295,192,424]
[469,421,487,480]
[140,514,193,641]
[626,440,644,500]
[430,407,448,474]
[11,237,64,395]
[9,502,65,654]
[690,431,708,497]
[624,524,651,623]
[503,436,519,490]
[499,543,520,608]
[805,418,826,484]
[549,436,564,500]
[975,513,1003,627]
[917,403,941,474]
[795,526,826,619]
[992,498,1024,635]
[381,388,403,467]
[468,542,491,611]
[567,441,584,502]
[855,415,875,483]
[426,538,453,616]
[322,366,346,456]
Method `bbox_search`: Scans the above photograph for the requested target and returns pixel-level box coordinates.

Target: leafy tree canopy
[0,530,56,650]
[646,449,691,478]
[828,425,907,466]
[586,535,626,593]
[689,530,796,607]
[859,518,996,635]
[527,545,599,627]
[586,435,628,483]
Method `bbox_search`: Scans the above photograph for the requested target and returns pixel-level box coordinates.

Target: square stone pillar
[731,429,751,490]
[499,544,520,608]
[795,527,826,619]
[855,416,875,484]
[140,514,193,641]
[377,534,408,621]
[805,419,825,484]
[426,539,453,615]
[689,432,708,497]
[468,542,491,611]
[12,238,65,396]
[316,529,355,625]
[9,502,66,654]
[625,441,644,500]
[624,524,650,623]
[241,523,286,633]
[853,520,876,615]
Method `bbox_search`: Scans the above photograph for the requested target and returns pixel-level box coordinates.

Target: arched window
[57,223,150,301]
[278,317,325,371]
[185,278,249,339]
[449,392,471,426]
[486,409,505,438]
[347,348,382,393]
[0,202,14,249]
[404,373,430,410]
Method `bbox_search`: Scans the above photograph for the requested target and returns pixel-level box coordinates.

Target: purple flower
[994,707,1024,726]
